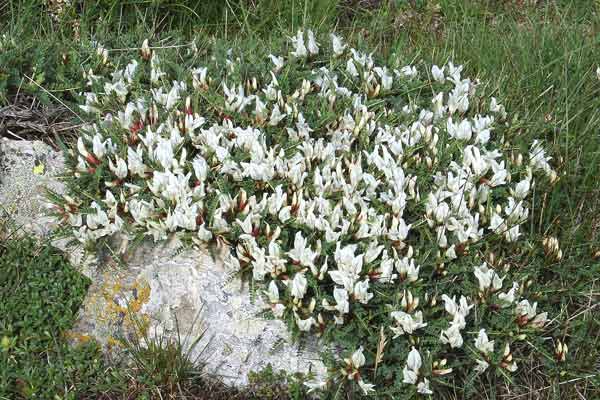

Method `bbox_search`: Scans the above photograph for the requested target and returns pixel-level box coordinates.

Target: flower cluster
[55,31,556,396]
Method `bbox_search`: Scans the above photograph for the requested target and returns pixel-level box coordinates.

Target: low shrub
[53,30,560,397]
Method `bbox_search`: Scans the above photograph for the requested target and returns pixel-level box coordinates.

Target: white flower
[154,139,174,170]
[403,347,422,384]
[272,303,286,318]
[395,257,420,282]
[335,244,363,270]
[80,93,99,114]
[295,314,315,331]
[127,146,146,177]
[358,379,375,395]
[374,67,393,91]
[124,60,138,82]
[266,280,279,303]
[441,294,473,319]
[269,104,286,126]
[474,263,504,292]
[398,65,418,79]
[505,225,521,242]
[92,134,108,158]
[86,202,109,229]
[431,65,445,83]
[516,300,547,328]
[475,359,489,373]
[364,242,384,264]
[278,206,291,223]
[288,231,316,268]
[109,157,128,179]
[475,329,494,355]
[489,162,508,187]
[440,325,463,348]
[129,199,153,225]
[402,365,418,385]
[330,33,346,56]
[448,89,469,114]
[304,378,327,393]
[489,97,507,119]
[407,347,422,370]
[291,272,308,299]
[307,29,319,55]
[268,54,285,72]
[333,287,349,315]
[346,59,359,77]
[417,378,433,395]
[197,224,212,241]
[447,118,472,141]
[390,311,427,337]
[353,279,373,304]
[447,61,463,82]
[290,30,308,58]
[191,67,208,90]
[104,80,128,101]
[192,155,209,181]
[351,346,366,369]
[434,202,450,223]
[498,282,519,305]
[529,140,552,175]
[513,179,530,200]
[490,212,506,232]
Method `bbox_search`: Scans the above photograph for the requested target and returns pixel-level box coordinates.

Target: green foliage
[0,237,112,399]
[247,365,310,400]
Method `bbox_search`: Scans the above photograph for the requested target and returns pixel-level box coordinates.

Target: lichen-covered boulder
[70,239,325,386]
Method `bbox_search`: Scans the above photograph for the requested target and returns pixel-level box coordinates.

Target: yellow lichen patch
[107,336,123,349]
[98,276,151,318]
[128,280,151,313]
[64,331,91,343]
[77,272,153,348]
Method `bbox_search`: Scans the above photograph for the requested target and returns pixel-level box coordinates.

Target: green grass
[0,234,113,399]
[1,0,600,398]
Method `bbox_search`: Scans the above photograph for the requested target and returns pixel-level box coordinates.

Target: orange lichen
[64,331,91,343]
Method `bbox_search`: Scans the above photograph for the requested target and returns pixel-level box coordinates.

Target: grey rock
[0,138,65,237]
[72,239,325,386]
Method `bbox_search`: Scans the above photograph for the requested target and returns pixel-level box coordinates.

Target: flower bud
[185,96,192,115]
[426,156,433,169]
[149,103,159,125]
[555,340,568,362]
[542,236,562,262]
[140,39,152,61]
[238,189,248,212]
[309,298,316,313]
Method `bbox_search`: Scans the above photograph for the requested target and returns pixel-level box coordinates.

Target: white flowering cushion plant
[53,31,558,397]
